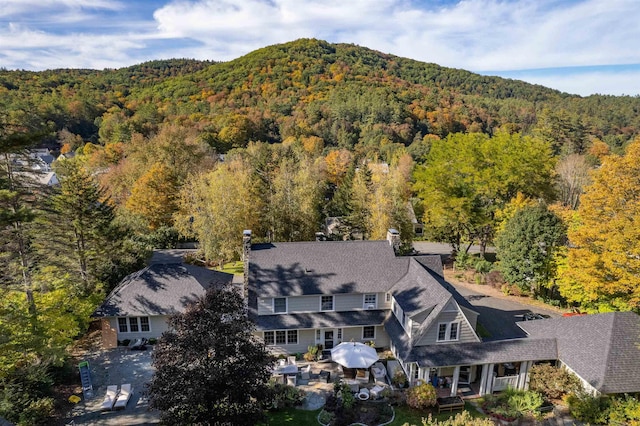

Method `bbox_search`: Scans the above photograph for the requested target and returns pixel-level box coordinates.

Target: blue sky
[1,0,639,96]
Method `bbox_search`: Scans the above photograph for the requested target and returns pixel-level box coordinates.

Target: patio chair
[370,384,386,399]
[270,374,284,385]
[371,362,387,383]
[286,374,297,386]
[287,356,296,365]
[100,385,118,411]
[113,383,132,410]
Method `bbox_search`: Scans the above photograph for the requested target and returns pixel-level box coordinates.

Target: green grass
[261,402,484,426]
[262,408,321,425]
[219,260,244,275]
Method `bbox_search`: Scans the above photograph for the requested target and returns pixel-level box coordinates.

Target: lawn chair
[370,384,387,399]
[113,384,132,410]
[371,362,387,383]
[100,385,118,411]
[287,355,296,365]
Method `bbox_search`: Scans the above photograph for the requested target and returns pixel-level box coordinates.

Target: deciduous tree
[148,286,275,425]
[557,138,640,312]
[495,204,566,296]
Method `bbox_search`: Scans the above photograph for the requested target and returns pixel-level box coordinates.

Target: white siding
[335,293,364,311]
[289,296,321,313]
[258,329,315,356]
[417,310,478,345]
[112,315,169,341]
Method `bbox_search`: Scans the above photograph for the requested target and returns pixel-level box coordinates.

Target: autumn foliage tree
[557,138,640,312]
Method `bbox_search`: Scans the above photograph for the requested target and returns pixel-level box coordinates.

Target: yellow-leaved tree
[557,138,640,312]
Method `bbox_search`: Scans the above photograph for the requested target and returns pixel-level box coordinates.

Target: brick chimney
[386,228,400,254]
[242,230,251,308]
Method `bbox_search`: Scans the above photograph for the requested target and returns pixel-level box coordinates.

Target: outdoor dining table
[271,364,298,383]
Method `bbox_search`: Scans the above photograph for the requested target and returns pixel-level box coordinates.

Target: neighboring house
[93,253,233,348]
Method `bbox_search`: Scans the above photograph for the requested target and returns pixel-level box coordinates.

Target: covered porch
[397,337,559,397]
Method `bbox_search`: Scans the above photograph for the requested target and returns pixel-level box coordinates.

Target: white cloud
[1,0,639,95]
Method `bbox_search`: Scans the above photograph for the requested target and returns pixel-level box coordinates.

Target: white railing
[493,375,519,391]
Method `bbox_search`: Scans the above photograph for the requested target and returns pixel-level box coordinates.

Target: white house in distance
[94,232,640,397]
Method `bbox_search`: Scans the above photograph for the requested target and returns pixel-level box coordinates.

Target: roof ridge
[601,312,620,378]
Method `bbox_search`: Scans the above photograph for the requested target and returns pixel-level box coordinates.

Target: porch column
[517,361,531,390]
[450,365,460,396]
[480,363,494,395]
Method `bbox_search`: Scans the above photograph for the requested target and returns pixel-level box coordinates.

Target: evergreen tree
[37,158,116,295]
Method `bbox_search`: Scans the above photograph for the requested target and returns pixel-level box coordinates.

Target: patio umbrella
[330,342,379,369]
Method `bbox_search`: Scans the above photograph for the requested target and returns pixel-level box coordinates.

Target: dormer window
[273,297,287,313]
[321,295,334,311]
[363,294,377,309]
[437,322,460,342]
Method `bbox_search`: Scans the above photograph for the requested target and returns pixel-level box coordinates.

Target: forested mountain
[1,38,639,155]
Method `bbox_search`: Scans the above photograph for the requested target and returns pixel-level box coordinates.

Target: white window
[437,322,460,342]
[385,293,391,303]
[273,297,287,313]
[363,326,375,339]
[363,294,377,309]
[264,330,298,346]
[140,317,150,332]
[320,295,334,311]
[337,328,342,340]
[264,331,275,345]
[117,317,150,333]
[316,329,321,342]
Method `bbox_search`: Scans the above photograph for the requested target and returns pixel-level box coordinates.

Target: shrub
[482,388,543,421]
[485,270,505,289]
[454,251,471,270]
[318,409,334,425]
[266,383,306,410]
[566,391,610,424]
[529,363,582,400]
[148,337,158,345]
[608,394,640,425]
[392,369,408,388]
[420,410,494,425]
[303,344,318,361]
[406,380,437,409]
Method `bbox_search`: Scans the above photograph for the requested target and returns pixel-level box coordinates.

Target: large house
[95,232,640,397]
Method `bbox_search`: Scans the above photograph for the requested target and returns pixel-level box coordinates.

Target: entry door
[459,366,471,385]
[324,330,334,349]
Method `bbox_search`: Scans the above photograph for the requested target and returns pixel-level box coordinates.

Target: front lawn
[262,408,321,425]
[219,260,244,275]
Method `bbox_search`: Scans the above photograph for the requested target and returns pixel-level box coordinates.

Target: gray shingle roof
[519,311,640,394]
[255,310,388,331]
[390,258,454,318]
[407,337,558,367]
[94,263,233,317]
[385,314,557,367]
[248,240,408,297]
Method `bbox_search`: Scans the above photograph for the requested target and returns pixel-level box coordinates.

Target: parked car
[522,312,551,321]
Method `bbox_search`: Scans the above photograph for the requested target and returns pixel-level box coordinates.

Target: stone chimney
[242,230,252,308]
[387,228,400,254]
